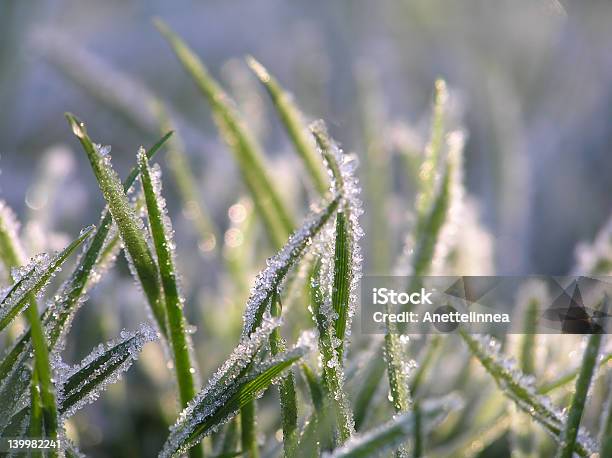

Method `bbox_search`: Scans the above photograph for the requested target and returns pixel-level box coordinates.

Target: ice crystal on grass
[55,323,158,419]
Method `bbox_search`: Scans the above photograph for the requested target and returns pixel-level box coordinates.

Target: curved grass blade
[241,196,339,338]
[537,352,612,394]
[459,330,595,457]
[66,113,168,338]
[160,341,308,458]
[327,396,456,458]
[0,226,94,332]
[246,57,327,195]
[155,19,294,249]
[57,323,158,418]
[556,329,603,458]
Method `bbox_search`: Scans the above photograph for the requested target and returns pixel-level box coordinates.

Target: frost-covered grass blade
[57,323,158,418]
[556,327,603,458]
[0,225,94,332]
[138,149,203,458]
[459,330,596,457]
[241,196,339,338]
[66,113,168,338]
[138,149,199,406]
[160,327,309,458]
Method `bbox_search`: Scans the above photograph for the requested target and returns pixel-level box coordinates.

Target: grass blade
[537,352,612,394]
[57,323,158,418]
[155,20,295,249]
[0,225,95,332]
[311,260,354,444]
[327,397,455,458]
[459,330,595,457]
[137,150,199,403]
[160,337,309,458]
[241,196,339,338]
[66,113,168,338]
[556,330,603,458]
[246,57,327,195]
[352,348,386,431]
[138,149,204,458]
[331,212,351,360]
[269,293,298,457]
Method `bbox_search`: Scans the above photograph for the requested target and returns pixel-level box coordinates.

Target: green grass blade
[0,226,95,332]
[301,364,324,410]
[246,57,327,195]
[268,293,298,457]
[240,398,258,458]
[0,210,92,453]
[328,398,453,458]
[155,20,294,249]
[58,324,158,418]
[353,348,386,431]
[331,212,351,360]
[459,330,595,457]
[537,352,612,394]
[66,113,168,337]
[416,79,448,216]
[382,332,412,414]
[520,298,540,375]
[137,150,199,403]
[160,345,307,458]
[241,196,339,338]
[311,260,354,444]
[28,368,44,451]
[410,335,442,398]
[556,330,603,458]
[138,149,203,458]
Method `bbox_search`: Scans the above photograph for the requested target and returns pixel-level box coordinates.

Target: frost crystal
[55,322,158,419]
